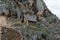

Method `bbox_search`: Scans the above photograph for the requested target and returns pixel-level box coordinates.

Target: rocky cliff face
[0,0,60,40]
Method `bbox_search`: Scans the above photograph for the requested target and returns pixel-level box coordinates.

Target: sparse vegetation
[0,0,60,40]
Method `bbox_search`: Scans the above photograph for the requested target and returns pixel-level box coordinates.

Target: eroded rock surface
[0,0,60,40]
[1,27,22,40]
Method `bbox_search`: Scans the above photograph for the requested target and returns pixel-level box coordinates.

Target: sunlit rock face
[36,0,47,11]
[0,0,60,40]
[0,16,7,26]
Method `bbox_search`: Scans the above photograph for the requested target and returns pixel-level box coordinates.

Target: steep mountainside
[0,0,60,40]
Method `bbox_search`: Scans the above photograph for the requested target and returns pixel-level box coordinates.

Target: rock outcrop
[0,0,60,40]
